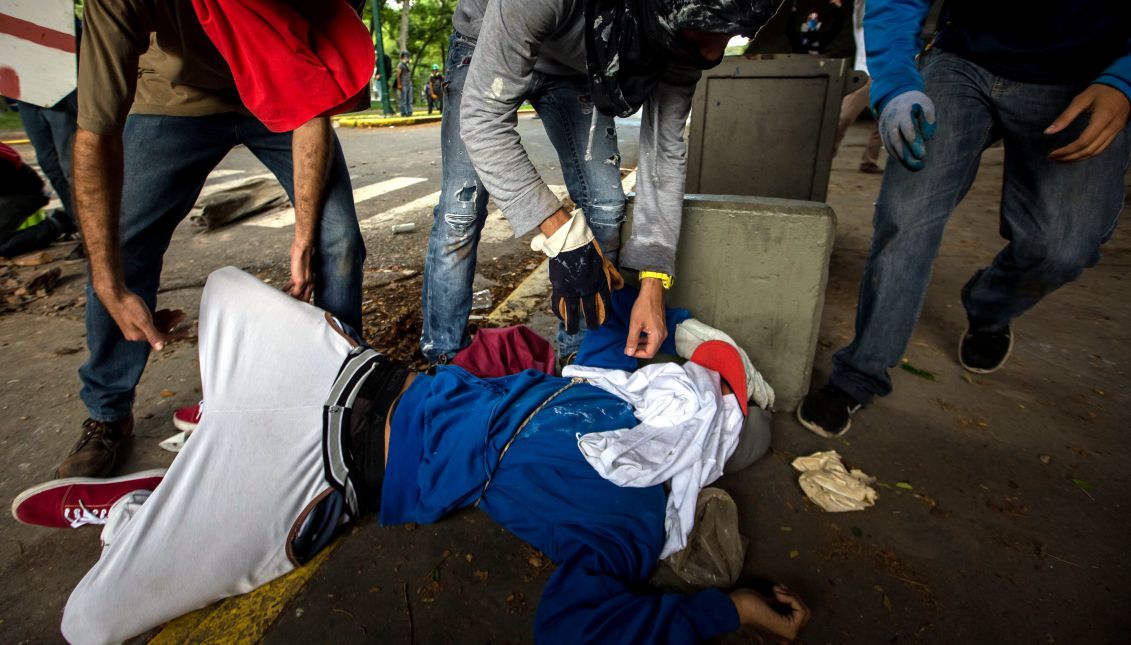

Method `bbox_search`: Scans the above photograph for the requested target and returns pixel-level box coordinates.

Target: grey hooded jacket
[454,0,700,276]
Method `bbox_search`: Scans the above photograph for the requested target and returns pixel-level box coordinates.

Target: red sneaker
[173,402,202,432]
[11,469,165,528]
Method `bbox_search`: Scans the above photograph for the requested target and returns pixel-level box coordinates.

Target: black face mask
[583,0,784,117]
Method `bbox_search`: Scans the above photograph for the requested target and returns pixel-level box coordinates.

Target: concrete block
[685,56,864,203]
[624,195,836,410]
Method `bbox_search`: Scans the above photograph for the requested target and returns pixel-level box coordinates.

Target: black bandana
[584,0,783,117]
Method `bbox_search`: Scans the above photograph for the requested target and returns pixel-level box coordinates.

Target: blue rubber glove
[878,90,937,171]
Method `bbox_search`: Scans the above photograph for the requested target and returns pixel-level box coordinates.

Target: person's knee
[582,196,625,246]
[1018,241,1096,293]
[438,182,485,238]
[319,223,365,282]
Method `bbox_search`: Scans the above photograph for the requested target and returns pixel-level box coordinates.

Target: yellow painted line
[149,539,342,644]
[2,138,30,145]
[336,115,442,128]
[335,107,537,128]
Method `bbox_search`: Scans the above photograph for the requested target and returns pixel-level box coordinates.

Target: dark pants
[831,50,1131,404]
[79,113,365,422]
[16,93,77,231]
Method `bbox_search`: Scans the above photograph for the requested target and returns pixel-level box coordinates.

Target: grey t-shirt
[453,0,699,275]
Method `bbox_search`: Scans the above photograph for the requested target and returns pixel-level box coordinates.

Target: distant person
[798,0,1131,437]
[832,0,882,173]
[15,92,80,235]
[788,0,844,55]
[57,0,370,480]
[427,64,443,115]
[421,0,785,367]
[395,51,413,116]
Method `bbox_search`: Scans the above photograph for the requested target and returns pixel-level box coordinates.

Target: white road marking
[246,177,427,229]
[359,191,441,231]
[198,173,273,197]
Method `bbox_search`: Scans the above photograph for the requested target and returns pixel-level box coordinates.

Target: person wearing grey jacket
[421,0,783,365]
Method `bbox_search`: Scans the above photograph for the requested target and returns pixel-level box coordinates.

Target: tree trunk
[397,0,411,53]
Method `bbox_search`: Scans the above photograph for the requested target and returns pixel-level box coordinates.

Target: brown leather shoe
[53,416,134,478]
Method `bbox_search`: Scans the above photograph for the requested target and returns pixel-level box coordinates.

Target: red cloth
[0,142,23,170]
[192,0,375,132]
[451,326,557,379]
[690,340,749,416]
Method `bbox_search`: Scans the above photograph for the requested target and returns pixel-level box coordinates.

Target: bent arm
[459,0,567,237]
[620,71,698,277]
[535,548,740,643]
[864,0,933,110]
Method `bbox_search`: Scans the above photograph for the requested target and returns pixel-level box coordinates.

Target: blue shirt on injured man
[379,290,740,643]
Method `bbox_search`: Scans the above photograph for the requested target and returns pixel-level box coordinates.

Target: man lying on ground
[13,267,808,644]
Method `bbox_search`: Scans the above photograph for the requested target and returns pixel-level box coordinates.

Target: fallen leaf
[1039,455,1051,465]
[895,482,914,490]
[1093,388,1105,396]
[962,373,975,384]
[160,389,175,398]
[780,526,792,532]
[789,550,800,559]
[368,586,381,593]
[473,570,489,582]
[1070,478,1094,492]
[528,554,545,568]
[883,594,892,612]
[465,553,474,563]
[899,363,936,381]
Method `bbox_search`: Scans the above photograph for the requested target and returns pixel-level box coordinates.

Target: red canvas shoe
[11,469,166,529]
[173,402,202,432]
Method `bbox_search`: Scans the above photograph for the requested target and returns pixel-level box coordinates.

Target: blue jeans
[399,83,414,117]
[831,50,1131,404]
[79,113,365,422]
[17,93,77,230]
[421,32,626,362]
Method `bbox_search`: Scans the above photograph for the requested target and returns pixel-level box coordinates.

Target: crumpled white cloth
[564,361,744,558]
[674,318,775,410]
[791,450,877,512]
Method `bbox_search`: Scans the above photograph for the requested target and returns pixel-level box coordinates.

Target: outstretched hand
[1046,84,1131,162]
[730,585,810,642]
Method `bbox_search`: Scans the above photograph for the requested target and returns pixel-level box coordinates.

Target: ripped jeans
[421,32,626,363]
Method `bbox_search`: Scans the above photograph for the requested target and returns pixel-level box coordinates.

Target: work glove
[531,213,624,334]
[878,90,937,171]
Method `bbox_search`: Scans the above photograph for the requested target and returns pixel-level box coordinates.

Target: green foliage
[363,0,455,95]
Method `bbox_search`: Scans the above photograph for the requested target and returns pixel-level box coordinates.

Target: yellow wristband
[638,271,673,290]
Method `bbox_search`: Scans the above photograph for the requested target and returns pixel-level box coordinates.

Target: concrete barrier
[624,195,836,410]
